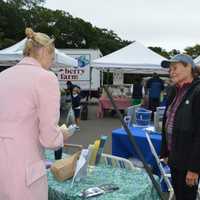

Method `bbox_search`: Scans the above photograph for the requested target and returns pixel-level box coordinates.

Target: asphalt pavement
[66,104,121,154]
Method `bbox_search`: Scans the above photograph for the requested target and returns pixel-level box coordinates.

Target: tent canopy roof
[91,41,168,74]
[0,38,78,67]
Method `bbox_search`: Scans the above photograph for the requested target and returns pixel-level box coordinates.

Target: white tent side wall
[194,55,200,65]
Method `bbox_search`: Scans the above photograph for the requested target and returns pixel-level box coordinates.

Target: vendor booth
[0,38,78,67]
[91,41,168,117]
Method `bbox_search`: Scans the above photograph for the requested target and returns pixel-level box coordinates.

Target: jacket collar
[175,78,200,109]
[17,57,42,68]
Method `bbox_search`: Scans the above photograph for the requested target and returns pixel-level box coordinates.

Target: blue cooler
[135,108,152,126]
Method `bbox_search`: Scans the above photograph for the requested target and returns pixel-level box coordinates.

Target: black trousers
[148,97,160,112]
[54,148,63,160]
[170,167,199,200]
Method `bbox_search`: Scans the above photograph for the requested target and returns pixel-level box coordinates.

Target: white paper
[71,148,92,187]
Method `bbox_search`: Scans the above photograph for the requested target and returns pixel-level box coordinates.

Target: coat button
[185,100,189,104]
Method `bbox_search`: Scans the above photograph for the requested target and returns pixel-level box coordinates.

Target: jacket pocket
[26,160,46,187]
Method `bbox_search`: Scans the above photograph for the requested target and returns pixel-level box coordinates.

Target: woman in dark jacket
[160,54,200,200]
[132,77,143,105]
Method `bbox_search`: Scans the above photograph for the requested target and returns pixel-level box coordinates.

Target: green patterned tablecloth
[46,151,160,200]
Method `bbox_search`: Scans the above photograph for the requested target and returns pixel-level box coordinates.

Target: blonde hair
[23,28,55,57]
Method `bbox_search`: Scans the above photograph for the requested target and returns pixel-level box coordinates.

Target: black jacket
[160,78,200,173]
[72,94,81,109]
[132,83,143,99]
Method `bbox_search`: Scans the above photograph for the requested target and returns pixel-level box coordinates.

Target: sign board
[113,72,123,85]
[52,49,101,90]
[52,54,91,90]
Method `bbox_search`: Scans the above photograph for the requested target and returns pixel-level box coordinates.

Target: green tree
[168,49,181,58]
[6,0,45,8]
[0,0,25,48]
[0,0,142,55]
[93,27,130,55]
[148,46,170,58]
[184,44,200,59]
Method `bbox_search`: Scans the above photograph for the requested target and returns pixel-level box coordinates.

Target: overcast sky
[45,0,200,52]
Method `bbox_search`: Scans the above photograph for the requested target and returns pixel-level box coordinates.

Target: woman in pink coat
[0,28,69,200]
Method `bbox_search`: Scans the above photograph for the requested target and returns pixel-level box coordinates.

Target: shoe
[75,126,80,131]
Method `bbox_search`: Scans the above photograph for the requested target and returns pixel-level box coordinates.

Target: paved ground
[67,104,121,154]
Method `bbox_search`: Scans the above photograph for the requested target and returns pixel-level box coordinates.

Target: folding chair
[145,130,174,200]
[99,153,138,171]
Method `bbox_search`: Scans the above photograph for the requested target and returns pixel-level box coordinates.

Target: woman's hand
[59,124,71,141]
[186,171,199,187]
[160,157,168,164]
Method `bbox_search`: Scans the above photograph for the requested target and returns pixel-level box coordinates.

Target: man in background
[131,77,143,105]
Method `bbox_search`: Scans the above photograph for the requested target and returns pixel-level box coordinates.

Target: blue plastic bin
[135,108,152,126]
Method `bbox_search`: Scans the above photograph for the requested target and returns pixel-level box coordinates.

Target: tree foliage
[0,0,131,55]
[6,0,45,9]
[1,0,200,58]
[184,45,200,59]
[148,47,170,58]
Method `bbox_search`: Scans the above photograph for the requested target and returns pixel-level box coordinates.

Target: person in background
[131,76,143,106]
[54,88,71,160]
[0,28,70,200]
[72,86,81,130]
[160,79,174,107]
[146,72,164,113]
[66,80,74,96]
[59,89,69,124]
[160,54,200,200]
[59,87,73,125]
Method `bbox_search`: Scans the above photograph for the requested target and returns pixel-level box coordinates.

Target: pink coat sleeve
[35,71,63,149]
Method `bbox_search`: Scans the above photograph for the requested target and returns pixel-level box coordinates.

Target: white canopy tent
[194,55,200,65]
[91,41,168,74]
[0,38,78,67]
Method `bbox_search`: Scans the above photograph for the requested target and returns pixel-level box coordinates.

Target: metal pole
[103,85,166,200]
[89,66,92,99]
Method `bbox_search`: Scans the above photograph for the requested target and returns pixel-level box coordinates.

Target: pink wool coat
[0,57,63,200]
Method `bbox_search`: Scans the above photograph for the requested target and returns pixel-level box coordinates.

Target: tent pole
[101,69,104,87]
[89,66,92,99]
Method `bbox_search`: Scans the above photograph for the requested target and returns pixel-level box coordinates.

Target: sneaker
[75,126,80,131]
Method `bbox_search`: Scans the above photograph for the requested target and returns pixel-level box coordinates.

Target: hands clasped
[186,171,199,187]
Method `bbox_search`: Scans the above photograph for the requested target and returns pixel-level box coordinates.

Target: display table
[48,165,159,200]
[112,126,161,170]
[97,96,131,118]
[46,150,159,200]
